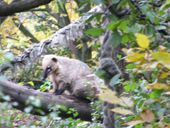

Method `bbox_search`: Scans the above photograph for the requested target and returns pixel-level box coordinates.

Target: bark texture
[0,79,92,121]
[0,0,53,16]
[99,31,122,128]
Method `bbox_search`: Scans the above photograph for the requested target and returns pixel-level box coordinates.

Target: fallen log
[0,79,92,121]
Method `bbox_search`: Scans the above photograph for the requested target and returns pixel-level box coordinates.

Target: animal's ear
[52,57,57,62]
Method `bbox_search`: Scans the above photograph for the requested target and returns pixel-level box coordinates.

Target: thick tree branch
[0,0,53,16]
[0,5,105,73]
[0,79,92,121]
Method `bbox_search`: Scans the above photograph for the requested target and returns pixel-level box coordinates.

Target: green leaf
[146,11,156,23]
[93,13,103,21]
[110,31,122,48]
[39,81,52,92]
[161,0,170,10]
[78,3,89,12]
[93,0,104,4]
[149,90,163,99]
[107,21,120,31]
[58,0,65,10]
[124,82,137,92]
[109,74,121,87]
[111,0,120,4]
[118,20,129,33]
[122,34,129,43]
[126,63,136,69]
[26,96,41,107]
[85,28,104,37]
[128,23,142,33]
[155,25,167,30]
[146,24,155,35]
[95,69,107,79]
[24,106,33,113]
[85,13,103,24]
[2,95,11,101]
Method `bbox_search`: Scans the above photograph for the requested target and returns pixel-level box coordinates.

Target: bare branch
[0,0,53,16]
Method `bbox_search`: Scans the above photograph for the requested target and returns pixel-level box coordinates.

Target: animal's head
[42,55,59,80]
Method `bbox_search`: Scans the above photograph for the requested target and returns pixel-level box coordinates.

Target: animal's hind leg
[72,79,99,100]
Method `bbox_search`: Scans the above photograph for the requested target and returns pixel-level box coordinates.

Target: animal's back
[56,56,92,82]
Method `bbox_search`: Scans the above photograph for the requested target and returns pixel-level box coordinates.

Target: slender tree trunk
[99,31,123,128]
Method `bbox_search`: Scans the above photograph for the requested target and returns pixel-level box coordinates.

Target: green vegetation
[0,0,170,127]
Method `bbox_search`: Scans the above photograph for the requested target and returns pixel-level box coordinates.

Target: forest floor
[0,105,43,128]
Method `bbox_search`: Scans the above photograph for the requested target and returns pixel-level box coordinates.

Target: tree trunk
[0,0,53,16]
[0,79,92,121]
[99,31,123,128]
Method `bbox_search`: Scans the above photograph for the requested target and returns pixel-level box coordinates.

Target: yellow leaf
[92,51,98,59]
[146,83,169,90]
[122,48,128,54]
[4,0,13,4]
[65,1,79,22]
[18,82,24,85]
[120,97,134,107]
[152,51,170,69]
[98,88,133,107]
[125,120,144,127]
[98,88,122,105]
[135,33,150,49]
[27,81,34,86]
[159,71,169,79]
[76,43,83,49]
[126,53,145,62]
[140,109,155,123]
[111,107,134,115]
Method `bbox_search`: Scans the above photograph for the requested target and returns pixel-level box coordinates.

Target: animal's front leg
[49,82,58,93]
[55,81,67,95]
[55,88,65,95]
[48,75,58,93]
